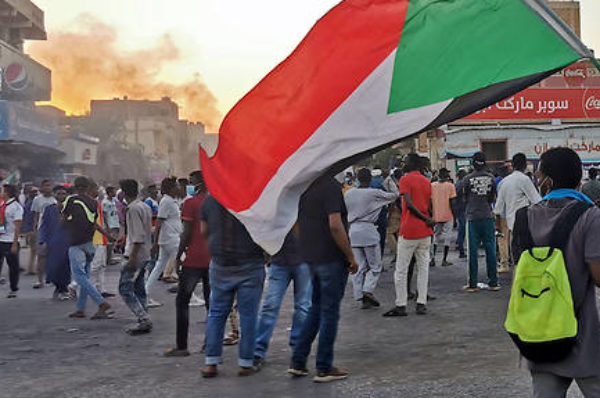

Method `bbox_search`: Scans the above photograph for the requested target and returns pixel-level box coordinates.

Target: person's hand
[425,218,436,228]
[10,242,18,255]
[347,258,359,275]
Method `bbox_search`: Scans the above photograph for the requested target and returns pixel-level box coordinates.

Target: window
[481,140,507,164]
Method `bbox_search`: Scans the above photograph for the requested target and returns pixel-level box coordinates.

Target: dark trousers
[0,242,20,292]
[176,267,210,350]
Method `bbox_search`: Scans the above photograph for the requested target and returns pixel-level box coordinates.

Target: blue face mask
[186,185,195,197]
[424,171,432,178]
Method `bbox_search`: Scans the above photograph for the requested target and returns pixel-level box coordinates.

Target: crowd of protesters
[1,146,600,394]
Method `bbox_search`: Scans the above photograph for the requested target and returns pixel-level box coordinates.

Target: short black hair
[74,176,90,190]
[53,185,65,193]
[472,152,486,170]
[2,184,17,198]
[404,153,421,172]
[178,178,189,186]
[161,177,178,195]
[119,179,139,198]
[357,168,372,185]
[439,168,450,180]
[41,179,51,185]
[393,169,403,179]
[539,147,582,189]
[589,168,598,180]
[512,153,527,171]
[106,186,116,195]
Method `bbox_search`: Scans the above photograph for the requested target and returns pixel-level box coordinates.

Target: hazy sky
[32,0,600,125]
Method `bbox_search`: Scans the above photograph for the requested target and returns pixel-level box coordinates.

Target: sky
[30,0,600,129]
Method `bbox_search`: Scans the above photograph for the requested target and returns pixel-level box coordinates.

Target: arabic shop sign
[516,137,600,160]
[464,88,600,121]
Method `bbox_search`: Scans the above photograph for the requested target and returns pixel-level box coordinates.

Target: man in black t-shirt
[63,177,114,320]
[200,195,266,378]
[289,175,358,383]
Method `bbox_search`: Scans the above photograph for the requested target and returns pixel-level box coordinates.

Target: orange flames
[27,15,222,130]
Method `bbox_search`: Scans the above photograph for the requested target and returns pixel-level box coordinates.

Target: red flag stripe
[200,0,409,212]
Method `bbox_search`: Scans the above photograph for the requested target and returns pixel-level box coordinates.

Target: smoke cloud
[27,15,221,130]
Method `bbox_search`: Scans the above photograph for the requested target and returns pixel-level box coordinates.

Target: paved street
[0,247,588,398]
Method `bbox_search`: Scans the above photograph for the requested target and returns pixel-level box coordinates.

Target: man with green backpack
[506,148,600,397]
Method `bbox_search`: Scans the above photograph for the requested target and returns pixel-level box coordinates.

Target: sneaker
[360,298,373,310]
[125,320,153,335]
[189,293,205,307]
[68,311,86,318]
[33,282,43,289]
[147,298,163,308]
[313,367,349,383]
[253,356,266,371]
[68,286,78,299]
[441,260,453,267]
[429,259,436,267]
[7,290,17,298]
[91,302,114,320]
[416,303,427,315]
[168,285,178,294]
[287,366,309,377]
[101,292,116,298]
[489,285,502,292]
[57,292,72,301]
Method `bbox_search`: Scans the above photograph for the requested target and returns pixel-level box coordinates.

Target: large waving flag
[200,0,595,254]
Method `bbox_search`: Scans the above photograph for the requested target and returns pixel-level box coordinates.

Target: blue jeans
[291,261,348,374]
[457,213,466,255]
[69,242,105,312]
[119,260,149,322]
[254,263,311,360]
[204,260,265,368]
[467,218,498,288]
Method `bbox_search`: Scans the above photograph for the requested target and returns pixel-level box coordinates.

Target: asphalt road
[0,247,588,398]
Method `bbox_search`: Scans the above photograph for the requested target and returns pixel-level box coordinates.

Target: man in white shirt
[102,186,120,265]
[494,153,541,272]
[0,184,23,298]
[145,177,182,307]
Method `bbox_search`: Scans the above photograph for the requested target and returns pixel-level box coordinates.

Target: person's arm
[328,212,358,274]
[94,223,115,242]
[32,212,40,231]
[523,177,542,205]
[404,193,435,227]
[126,242,141,272]
[153,218,164,248]
[176,219,193,269]
[489,176,497,203]
[11,218,22,255]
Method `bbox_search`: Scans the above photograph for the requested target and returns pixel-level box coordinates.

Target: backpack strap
[513,206,534,251]
[549,201,592,251]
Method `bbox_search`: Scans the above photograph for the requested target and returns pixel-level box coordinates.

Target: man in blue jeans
[462,153,500,293]
[200,195,266,378]
[63,177,114,319]
[289,175,358,383]
[253,232,311,368]
[118,179,153,335]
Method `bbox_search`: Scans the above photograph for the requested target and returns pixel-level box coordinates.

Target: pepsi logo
[3,63,29,91]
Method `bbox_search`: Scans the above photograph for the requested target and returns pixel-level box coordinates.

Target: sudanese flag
[200,0,595,254]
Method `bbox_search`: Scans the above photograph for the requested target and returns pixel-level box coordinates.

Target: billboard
[0,41,51,101]
[463,88,600,121]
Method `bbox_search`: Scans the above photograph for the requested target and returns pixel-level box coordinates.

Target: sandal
[223,333,239,345]
[382,306,407,317]
[164,347,190,357]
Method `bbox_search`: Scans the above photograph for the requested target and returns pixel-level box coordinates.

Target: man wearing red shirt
[384,154,434,317]
[164,171,211,357]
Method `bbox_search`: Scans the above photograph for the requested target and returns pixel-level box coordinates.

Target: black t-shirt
[62,194,98,246]
[271,231,303,267]
[298,176,348,264]
[200,195,264,265]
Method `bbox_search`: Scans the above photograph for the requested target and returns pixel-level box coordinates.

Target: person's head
[357,168,372,187]
[589,168,598,181]
[53,185,67,203]
[404,153,421,172]
[146,183,158,199]
[160,177,179,197]
[87,179,99,199]
[392,168,403,180]
[119,179,139,200]
[1,184,17,200]
[177,178,189,198]
[457,169,467,180]
[73,176,90,194]
[512,153,528,172]
[40,179,53,196]
[189,170,206,193]
[538,147,582,195]
[472,152,486,171]
[27,187,38,199]
[105,186,116,199]
[439,168,450,181]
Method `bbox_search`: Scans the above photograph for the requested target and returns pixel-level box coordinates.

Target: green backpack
[505,201,591,363]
